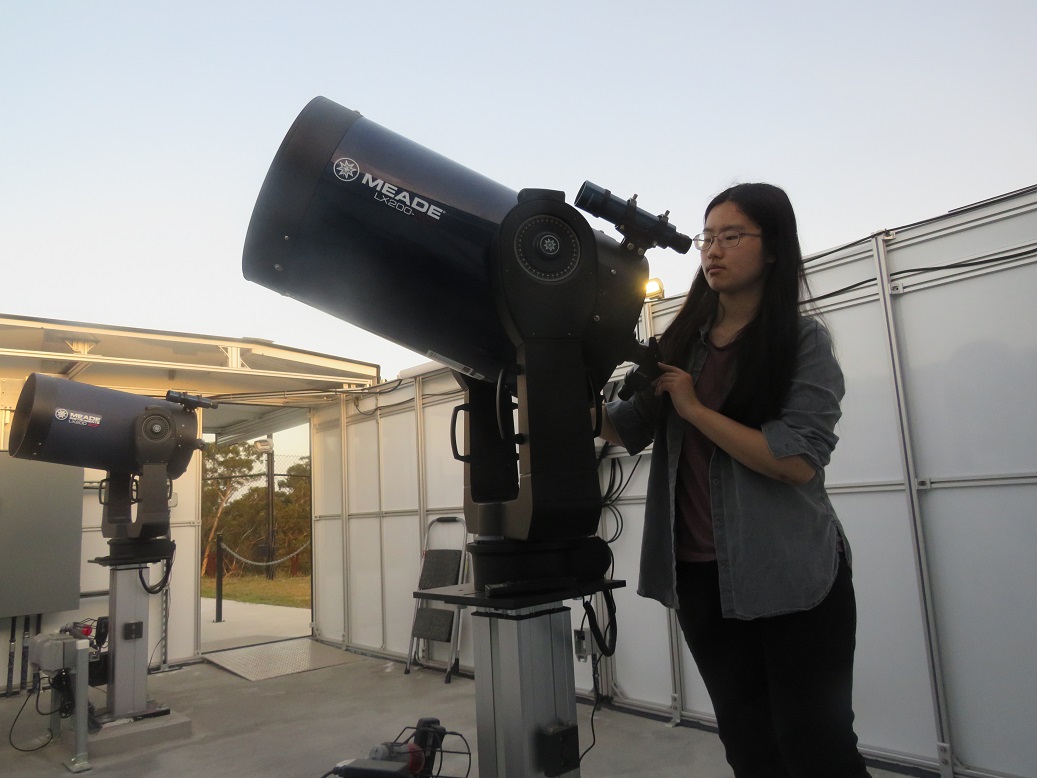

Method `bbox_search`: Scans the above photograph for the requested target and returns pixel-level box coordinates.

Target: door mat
[205,637,363,681]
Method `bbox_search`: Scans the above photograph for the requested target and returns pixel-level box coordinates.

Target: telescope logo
[333,157,360,182]
[361,173,445,221]
[332,156,445,221]
[55,408,102,427]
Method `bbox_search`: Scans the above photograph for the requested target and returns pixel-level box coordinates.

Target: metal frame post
[872,232,956,776]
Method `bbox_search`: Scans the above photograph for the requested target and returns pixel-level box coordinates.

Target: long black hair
[658,182,809,428]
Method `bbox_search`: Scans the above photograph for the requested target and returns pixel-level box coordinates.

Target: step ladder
[404,516,467,683]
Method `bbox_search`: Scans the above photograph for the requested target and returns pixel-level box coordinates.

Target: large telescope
[243,96,689,588]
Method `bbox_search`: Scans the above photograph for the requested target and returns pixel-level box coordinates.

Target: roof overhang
[0,313,381,442]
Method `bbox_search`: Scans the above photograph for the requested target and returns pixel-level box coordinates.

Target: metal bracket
[666,692,682,728]
[937,741,955,778]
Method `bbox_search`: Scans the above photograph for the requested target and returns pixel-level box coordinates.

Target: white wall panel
[312,406,346,645]
[381,514,422,655]
[167,522,199,663]
[612,587,673,710]
[823,302,907,485]
[313,517,344,643]
[83,467,105,527]
[347,516,383,649]
[830,490,939,759]
[423,401,464,509]
[80,471,108,590]
[347,418,381,515]
[80,529,110,592]
[893,265,1037,479]
[313,410,343,516]
[379,412,419,513]
[920,484,1037,776]
[605,500,674,711]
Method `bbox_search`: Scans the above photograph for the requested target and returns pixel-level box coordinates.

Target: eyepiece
[575,181,691,254]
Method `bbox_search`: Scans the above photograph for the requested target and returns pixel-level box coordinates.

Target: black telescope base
[466,536,611,597]
[91,538,176,567]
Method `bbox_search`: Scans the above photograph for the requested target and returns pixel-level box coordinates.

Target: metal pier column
[472,601,579,778]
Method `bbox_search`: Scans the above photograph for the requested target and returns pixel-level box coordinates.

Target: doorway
[200,420,313,652]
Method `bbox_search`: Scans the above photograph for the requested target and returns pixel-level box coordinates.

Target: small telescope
[9,375,211,563]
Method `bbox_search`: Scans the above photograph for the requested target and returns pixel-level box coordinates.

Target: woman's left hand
[653,362,701,421]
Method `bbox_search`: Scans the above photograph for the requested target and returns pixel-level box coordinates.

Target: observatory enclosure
[307,185,1037,778]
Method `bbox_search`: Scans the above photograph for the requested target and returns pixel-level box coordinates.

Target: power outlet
[573,629,589,662]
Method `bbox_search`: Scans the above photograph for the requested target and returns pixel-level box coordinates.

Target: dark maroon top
[674,339,736,562]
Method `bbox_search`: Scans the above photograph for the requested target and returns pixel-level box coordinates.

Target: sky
[3,0,1036,383]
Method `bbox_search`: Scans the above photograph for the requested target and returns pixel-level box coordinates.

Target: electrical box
[0,456,84,617]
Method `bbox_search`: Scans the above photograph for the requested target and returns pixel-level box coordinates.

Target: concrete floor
[2,599,925,777]
[2,647,920,778]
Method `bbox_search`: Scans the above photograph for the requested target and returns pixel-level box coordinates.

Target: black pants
[675,557,870,778]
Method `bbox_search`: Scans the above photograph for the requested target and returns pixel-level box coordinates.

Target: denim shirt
[606,316,849,619]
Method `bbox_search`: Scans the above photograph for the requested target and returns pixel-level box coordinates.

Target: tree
[275,458,312,575]
[200,442,265,577]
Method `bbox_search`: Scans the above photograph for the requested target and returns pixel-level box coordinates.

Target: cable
[7,677,55,753]
[582,589,617,658]
[889,247,1037,279]
[803,235,873,265]
[611,457,641,503]
[804,277,876,305]
[601,504,624,544]
[579,654,602,763]
[351,394,377,416]
[579,589,619,763]
[803,245,1037,305]
[598,451,642,545]
[139,547,176,595]
[149,635,167,669]
[441,728,473,778]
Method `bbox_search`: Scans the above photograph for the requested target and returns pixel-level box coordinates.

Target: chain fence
[219,539,311,568]
[202,451,312,579]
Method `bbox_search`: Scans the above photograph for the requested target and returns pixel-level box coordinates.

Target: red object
[406,743,425,774]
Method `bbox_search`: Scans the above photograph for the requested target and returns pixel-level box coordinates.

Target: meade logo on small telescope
[54,407,102,427]
[332,156,445,221]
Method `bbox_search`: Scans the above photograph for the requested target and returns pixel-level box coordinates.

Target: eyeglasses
[692,231,762,250]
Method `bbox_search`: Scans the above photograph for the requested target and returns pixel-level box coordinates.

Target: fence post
[215,532,224,623]
[266,441,276,580]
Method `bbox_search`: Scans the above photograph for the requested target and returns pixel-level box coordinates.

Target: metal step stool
[404,516,467,683]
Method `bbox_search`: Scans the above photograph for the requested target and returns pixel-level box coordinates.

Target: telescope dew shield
[8,373,198,479]
[243,96,520,382]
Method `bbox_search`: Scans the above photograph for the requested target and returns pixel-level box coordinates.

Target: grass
[200,574,311,609]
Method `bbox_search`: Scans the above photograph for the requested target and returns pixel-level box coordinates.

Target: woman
[598,183,870,777]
